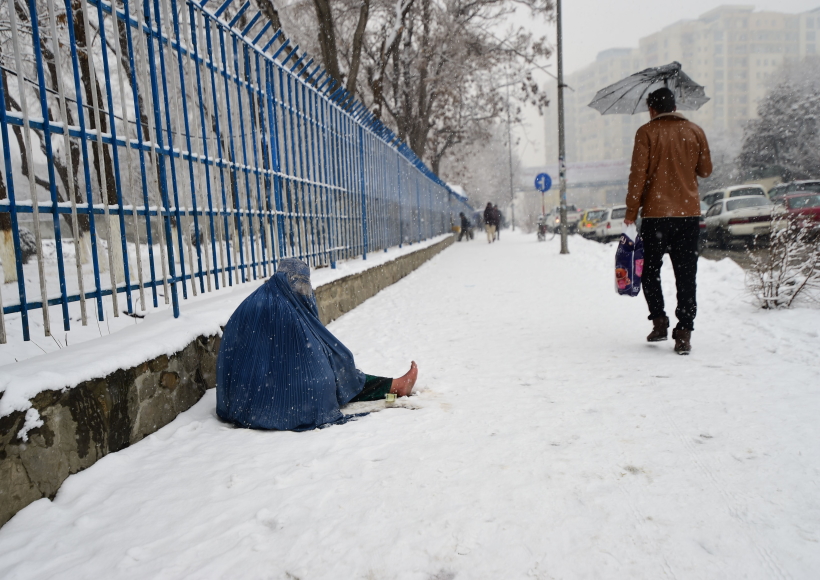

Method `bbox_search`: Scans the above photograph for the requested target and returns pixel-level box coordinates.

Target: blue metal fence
[0,0,472,344]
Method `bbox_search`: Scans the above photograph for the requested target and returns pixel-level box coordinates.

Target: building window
[715,44,723,54]
[809,44,817,54]
[807,31,816,41]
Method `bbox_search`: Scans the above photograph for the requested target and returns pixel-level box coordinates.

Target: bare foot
[390,361,418,397]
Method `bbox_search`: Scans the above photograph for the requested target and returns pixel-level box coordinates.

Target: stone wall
[0,336,220,527]
[0,235,453,527]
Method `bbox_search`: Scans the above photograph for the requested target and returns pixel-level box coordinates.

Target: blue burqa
[216,259,366,430]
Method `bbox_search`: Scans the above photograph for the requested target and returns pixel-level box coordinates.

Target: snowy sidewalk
[1,231,819,579]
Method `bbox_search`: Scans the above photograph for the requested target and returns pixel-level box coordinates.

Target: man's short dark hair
[647,88,676,113]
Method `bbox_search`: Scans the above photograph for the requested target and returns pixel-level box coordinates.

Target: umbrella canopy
[588,61,710,115]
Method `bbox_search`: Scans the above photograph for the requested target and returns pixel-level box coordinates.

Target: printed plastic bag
[614,224,644,297]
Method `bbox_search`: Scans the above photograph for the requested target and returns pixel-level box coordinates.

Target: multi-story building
[539,5,820,207]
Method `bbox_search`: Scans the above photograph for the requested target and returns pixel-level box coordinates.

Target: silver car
[704,196,773,248]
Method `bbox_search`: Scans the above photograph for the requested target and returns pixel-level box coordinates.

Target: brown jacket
[625,112,712,222]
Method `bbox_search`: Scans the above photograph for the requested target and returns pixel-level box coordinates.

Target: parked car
[699,201,709,250]
[701,184,767,208]
[771,192,820,236]
[578,208,608,238]
[703,196,774,248]
[592,205,628,243]
[767,180,820,203]
[546,205,582,234]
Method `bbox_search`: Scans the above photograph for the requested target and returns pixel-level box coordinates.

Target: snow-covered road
[1,231,819,579]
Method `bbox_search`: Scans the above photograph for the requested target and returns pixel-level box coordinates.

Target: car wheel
[717,229,729,250]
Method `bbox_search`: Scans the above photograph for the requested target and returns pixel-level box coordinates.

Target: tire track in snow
[659,390,792,580]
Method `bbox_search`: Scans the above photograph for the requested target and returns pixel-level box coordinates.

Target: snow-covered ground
[1,230,819,579]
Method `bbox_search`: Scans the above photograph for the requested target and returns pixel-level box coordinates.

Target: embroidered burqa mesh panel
[216,259,366,430]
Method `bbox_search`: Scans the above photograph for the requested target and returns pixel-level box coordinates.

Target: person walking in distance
[624,88,712,355]
[493,204,503,240]
[458,212,473,241]
[484,202,498,243]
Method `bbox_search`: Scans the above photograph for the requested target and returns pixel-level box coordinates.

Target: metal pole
[557,0,569,254]
[505,74,515,231]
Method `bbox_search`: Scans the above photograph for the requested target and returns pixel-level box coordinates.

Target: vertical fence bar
[0,47,30,340]
[27,0,71,329]
[45,0,88,324]
[357,125,367,260]
[143,0,180,315]
[94,0,132,315]
[7,2,52,335]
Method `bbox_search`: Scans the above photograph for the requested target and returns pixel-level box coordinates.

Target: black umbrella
[587,61,710,115]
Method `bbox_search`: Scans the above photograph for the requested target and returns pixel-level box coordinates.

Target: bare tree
[739,57,820,182]
[281,0,553,171]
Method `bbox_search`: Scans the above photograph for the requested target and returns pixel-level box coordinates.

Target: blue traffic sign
[535,173,552,192]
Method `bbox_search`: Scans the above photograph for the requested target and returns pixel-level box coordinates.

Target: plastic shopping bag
[614,224,644,297]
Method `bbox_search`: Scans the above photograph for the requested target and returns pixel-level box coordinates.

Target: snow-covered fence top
[0,0,472,345]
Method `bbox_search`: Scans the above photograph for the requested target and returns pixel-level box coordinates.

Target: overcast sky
[513,1,820,168]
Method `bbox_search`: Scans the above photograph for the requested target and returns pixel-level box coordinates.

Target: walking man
[483,202,497,243]
[458,212,472,241]
[624,88,712,355]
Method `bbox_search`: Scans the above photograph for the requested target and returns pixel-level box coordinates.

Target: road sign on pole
[535,173,552,217]
[534,173,552,192]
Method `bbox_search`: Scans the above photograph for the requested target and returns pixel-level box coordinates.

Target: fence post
[397,156,403,248]
[0,66,30,340]
[358,125,368,260]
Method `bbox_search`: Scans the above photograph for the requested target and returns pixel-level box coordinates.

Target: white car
[593,205,628,243]
[703,196,773,248]
[701,184,768,208]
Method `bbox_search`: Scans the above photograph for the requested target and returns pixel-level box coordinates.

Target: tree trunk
[346,0,370,97]
[371,0,415,120]
[72,0,119,208]
[312,0,343,85]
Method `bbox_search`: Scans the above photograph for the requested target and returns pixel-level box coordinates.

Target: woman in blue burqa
[217,258,417,431]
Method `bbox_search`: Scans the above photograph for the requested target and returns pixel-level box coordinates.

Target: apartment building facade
[541,5,820,206]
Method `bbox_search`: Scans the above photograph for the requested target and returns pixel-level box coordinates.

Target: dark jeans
[640,217,699,331]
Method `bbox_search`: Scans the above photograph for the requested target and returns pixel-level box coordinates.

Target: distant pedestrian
[483,202,497,243]
[493,205,502,240]
[624,87,712,355]
[458,212,473,241]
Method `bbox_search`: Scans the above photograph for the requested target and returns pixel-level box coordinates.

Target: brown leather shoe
[646,317,669,342]
[673,328,691,355]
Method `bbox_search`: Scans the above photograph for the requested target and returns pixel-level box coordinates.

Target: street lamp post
[505,74,515,231]
[556,0,569,254]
